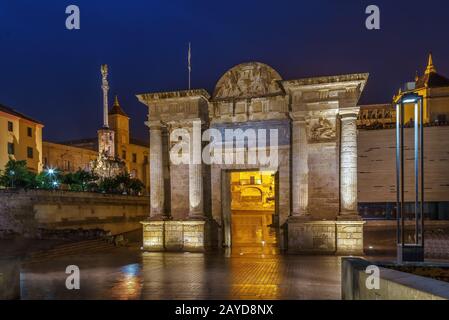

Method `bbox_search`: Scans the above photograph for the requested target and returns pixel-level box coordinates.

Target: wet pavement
[20,248,342,300]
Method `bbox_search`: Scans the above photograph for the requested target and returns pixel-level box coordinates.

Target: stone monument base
[141,219,206,252]
[287,217,365,255]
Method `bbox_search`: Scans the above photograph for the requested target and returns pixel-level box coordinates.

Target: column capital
[166,118,204,130]
[145,120,164,129]
[289,111,307,123]
[339,107,360,119]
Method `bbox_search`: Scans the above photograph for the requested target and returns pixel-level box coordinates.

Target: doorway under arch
[222,170,279,255]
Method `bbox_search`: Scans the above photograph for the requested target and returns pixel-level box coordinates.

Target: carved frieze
[212,62,283,100]
[306,116,337,143]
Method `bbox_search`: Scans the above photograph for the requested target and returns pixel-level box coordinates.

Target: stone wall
[308,142,339,218]
[287,220,364,255]
[342,257,449,300]
[0,190,149,238]
[358,126,449,203]
[141,220,206,252]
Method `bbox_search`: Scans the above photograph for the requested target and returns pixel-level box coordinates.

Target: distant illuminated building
[359,54,449,129]
[0,103,43,173]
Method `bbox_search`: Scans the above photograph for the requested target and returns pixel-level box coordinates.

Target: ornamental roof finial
[425,52,437,75]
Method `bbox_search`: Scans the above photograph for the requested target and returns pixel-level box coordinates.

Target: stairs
[24,239,117,264]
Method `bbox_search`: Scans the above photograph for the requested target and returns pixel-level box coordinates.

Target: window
[7,142,14,155]
[8,121,13,132]
[132,153,137,163]
[122,150,126,160]
[144,155,148,164]
[27,127,32,137]
[63,160,71,171]
[27,147,33,159]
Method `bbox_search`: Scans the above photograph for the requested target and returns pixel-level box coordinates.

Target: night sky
[1,0,448,142]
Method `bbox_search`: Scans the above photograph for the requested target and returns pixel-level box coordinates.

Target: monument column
[290,114,309,218]
[188,118,204,219]
[148,120,165,219]
[336,107,364,255]
[338,108,360,218]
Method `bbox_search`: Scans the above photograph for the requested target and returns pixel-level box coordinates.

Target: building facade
[0,103,43,173]
[138,62,368,254]
[357,54,449,220]
[42,141,97,172]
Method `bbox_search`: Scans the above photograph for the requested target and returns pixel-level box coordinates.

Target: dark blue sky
[1,0,448,141]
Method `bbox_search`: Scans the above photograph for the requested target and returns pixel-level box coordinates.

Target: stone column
[290,116,309,218]
[339,110,359,217]
[149,120,165,218]
[188,119,204,219]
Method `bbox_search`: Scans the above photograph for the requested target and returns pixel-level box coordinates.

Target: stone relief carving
[213,62,282,100]
[307,117,336,143]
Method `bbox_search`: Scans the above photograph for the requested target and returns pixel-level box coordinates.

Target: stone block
[141,219,206,252]
[141,221,165,251]
[336,220,365,255]
[287,219,336,254]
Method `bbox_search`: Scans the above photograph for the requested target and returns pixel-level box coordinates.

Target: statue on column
[91,64,126,178]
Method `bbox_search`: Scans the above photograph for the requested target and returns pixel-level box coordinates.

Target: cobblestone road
[20,249,341,299]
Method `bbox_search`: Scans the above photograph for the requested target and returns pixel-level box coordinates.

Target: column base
[288,214,312,222]
[337,213,362,221]
[147,214,170,221]
[187,215,206,221]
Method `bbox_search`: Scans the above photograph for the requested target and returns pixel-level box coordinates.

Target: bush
[0,159,145,196]
[35,169,62,190]
[95,173,145,195]
[61,169,98,191]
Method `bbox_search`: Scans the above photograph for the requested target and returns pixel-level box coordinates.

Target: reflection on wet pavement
[20,249,341,300]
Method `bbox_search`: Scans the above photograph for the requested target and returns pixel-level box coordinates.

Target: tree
[0,158,35,189]
[35,168,61,190]
[61,169,98,191]
[98,177,120,194]
[128,178,145,195]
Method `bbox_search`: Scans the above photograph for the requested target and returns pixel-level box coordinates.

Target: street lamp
[45,167,58,190]
[9,170,15,189]
[396,93,424,263]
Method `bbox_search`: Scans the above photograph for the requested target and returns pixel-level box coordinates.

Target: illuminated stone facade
[42,141,97,172]
[138,62,368,254]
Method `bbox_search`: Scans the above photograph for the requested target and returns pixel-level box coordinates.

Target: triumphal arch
[137,62,368,255]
